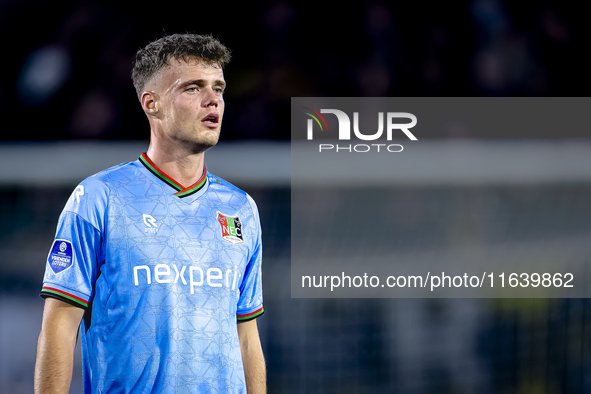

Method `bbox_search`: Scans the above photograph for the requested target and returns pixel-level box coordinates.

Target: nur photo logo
[303,107,418,153]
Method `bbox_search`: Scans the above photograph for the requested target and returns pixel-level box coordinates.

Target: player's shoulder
[65,161,139,209]
[89,160,141,186]
[73,160,143,192]
[207,172,258,209]
[208,172,246,196]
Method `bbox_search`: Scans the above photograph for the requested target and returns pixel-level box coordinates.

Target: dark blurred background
[1,1,591,393]
[0,0,588,141]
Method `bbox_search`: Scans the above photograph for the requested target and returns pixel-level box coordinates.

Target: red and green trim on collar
[40,286,89,309]
[237,306,264,323]
[139,152,208,198]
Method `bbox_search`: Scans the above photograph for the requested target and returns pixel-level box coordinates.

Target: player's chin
[191,134,220,153]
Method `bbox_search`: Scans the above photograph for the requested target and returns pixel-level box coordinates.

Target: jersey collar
[139,152,208,198]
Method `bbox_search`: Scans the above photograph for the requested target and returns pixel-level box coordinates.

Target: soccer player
[34,34,266,393]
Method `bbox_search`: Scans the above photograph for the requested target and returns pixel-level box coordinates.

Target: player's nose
[202,87,219,108]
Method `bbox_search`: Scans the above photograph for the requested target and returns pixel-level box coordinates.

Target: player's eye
[186,87,199,93]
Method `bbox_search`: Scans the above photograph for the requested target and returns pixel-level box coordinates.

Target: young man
[34,34,266,394]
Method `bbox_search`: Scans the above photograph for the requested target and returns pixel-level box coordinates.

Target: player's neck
[145,145,205,188]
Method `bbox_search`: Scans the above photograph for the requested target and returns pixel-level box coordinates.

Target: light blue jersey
[41,153,264,393]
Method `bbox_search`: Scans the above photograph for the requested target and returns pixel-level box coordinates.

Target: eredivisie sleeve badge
[47,239,74,274]
[217,212,244,244]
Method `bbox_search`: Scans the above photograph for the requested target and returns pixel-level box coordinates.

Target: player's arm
[238,319,266,394]
[34,297,85,394]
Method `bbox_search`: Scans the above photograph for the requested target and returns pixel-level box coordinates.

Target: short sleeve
[40,177,108,309]
[236,194,264,322]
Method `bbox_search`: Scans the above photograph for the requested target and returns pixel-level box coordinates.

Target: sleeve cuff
[40,286,89,309]
[237,306,264,323]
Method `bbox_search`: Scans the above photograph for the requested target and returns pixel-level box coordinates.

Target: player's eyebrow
[179,79,226,89]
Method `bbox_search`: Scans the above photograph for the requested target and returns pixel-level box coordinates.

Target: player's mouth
[201,113,219,128]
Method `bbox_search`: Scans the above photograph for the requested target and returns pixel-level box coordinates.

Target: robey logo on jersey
[70,185,85,203]
[143,214,158,234]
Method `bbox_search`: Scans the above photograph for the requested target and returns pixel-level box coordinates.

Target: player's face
[155,58,226,152]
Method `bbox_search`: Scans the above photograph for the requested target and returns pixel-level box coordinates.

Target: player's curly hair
[132,33,231,100]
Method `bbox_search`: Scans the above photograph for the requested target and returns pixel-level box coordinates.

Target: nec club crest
[217,212,244,244]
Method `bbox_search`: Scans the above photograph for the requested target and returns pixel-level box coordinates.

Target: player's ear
[141,91,159,116]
